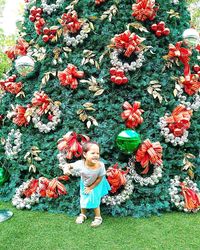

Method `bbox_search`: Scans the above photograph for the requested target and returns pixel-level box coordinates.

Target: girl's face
[83,144,100,165]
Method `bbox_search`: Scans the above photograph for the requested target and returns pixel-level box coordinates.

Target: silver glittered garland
[101,168,135,206]
[32,103,61,133]
[176,85,200,111]
[128,157,163,186]
[169,175,200,213]
[63,22,91,47]
[5,129,22,158]
[110,49,145,72]
[159,116,189,146]
[12,179,40,210]
[41,0,65,15]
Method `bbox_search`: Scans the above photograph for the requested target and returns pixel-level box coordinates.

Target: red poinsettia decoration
[179,74,200,96]
[132,0,159,22]
[180,182,200,211]
[112,30,145,57]
[31,91,51,115]
[58,64,84,89]
[61,10,82,33]
[135,139,163,174]
[57,131,90,159]
[121,101,144,129]
[106,163,129,193]
[165,105,192,137]
[5,38,29,60]
[0,75,22,95]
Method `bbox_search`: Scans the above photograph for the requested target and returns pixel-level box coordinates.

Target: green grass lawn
[0,201,199,250]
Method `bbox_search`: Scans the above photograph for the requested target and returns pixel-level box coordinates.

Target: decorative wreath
[110,49,145,72]
[12,179,40,210]
[128,157,163,186]
[169,175,200,212]
[5,129,22,158]
[101,168,135,206]
[176,84,200,111]
[41,0,65,15]
[32,102,61,133]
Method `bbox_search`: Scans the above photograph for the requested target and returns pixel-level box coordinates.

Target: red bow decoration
[5,38,29,60]
[58,64,84,89]
[168,42,192,78]
[0,75,22,95]
[180,182,200,211]
[11,105,29,127]
[135,139,163,174]
[112,31,145,57]
[61,11,82,33]
[106,163,129,193]
[23,179,39,197]
[121,101,144,129]
[57,131,90,159]
[179,74,200,96]
[132,0,159,22]
[31,91,51,115]
[165,105,192,137]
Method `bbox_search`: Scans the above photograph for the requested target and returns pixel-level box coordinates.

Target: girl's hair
[82,142,100,158]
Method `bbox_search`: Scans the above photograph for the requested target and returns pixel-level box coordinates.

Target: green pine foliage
[0,0,199,218]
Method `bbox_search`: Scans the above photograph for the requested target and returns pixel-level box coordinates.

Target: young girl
[62,142,111,227]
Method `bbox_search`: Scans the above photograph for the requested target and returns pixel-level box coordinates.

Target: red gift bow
[5,38,29,60]
[132,0,159,22]
[113,30,144,57]
[135,139,163,174]
[165,105,192,137]
[3,82,22,94]
[23,179,39,197]
[121,101,144,129]
[106,163,129,193]
[57,131,90,159]
[168,42,192,79]
[31,91,51,115]
[180,74,200,96]
[58,64,84,89]
[180,182,200,211]
[12,105,29,126]
[61,11,82,33]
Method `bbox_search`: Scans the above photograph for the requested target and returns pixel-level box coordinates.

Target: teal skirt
[80,176,111,209]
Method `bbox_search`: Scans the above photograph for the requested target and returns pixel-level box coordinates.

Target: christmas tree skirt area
[0,202,199,250]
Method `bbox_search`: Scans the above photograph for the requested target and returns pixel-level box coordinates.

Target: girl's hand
[84,187,92,194]
[62,164,72,175]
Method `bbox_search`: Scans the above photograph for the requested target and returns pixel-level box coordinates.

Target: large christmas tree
[0,0,200,217]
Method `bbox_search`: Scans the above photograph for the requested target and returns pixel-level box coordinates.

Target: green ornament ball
[0,167,9,186]
[116,129,141,154]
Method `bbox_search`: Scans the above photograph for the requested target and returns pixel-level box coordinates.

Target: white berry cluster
[5,129,22,158]
[159,116,188,146]
[128,158,163,186]
[176,85,200,111]
[110,49,145,72]
[102,168,135,206]
[12,179,40,210]
[32,103,61,133]
[41,0,65,15]
[169,175,200,212]
[57,152,80,177]
[63,22,91,47]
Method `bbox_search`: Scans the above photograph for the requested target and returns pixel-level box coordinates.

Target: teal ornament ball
[15,56,35,76]
[116,129,141,154]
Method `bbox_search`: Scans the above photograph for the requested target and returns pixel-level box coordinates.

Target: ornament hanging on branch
[0,167,9,186]
[15,56,35,76]
[182,28,200,48]
[159,105,192,146]
[151,21,170,37]
[116,129,141,154]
